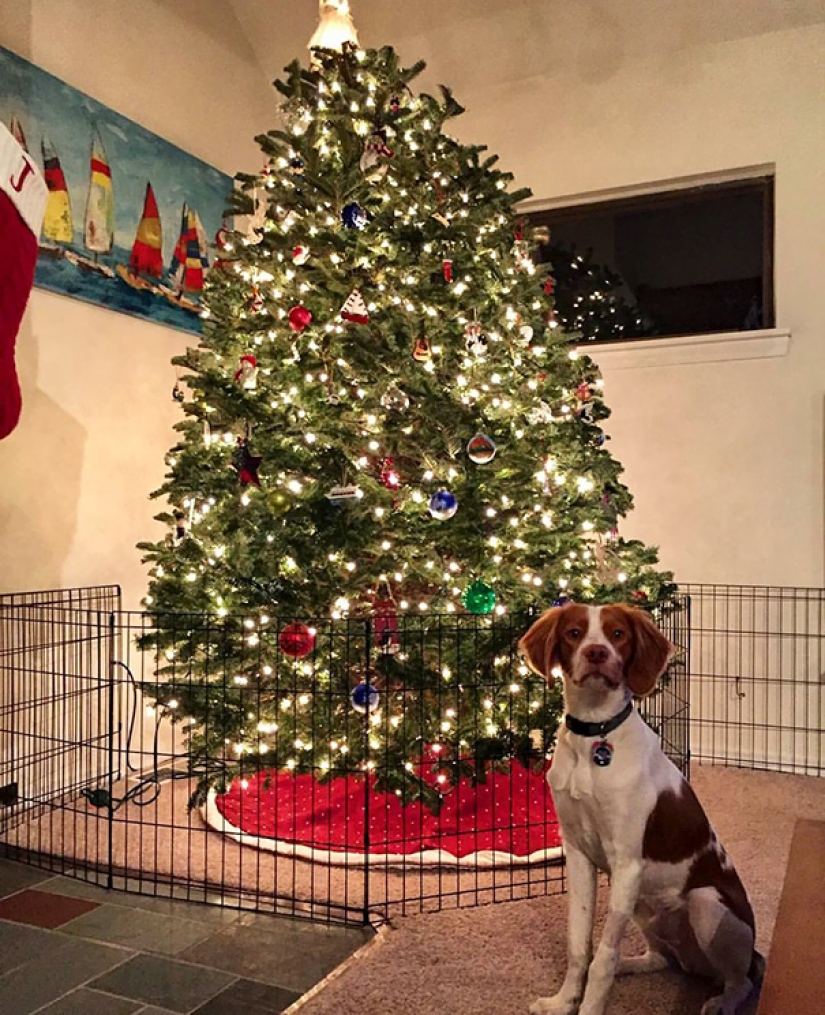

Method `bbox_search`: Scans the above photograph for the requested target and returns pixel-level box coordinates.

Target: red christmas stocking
[0,124,47,440]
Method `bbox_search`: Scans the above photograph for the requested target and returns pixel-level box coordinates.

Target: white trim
[519,164,774,214]
[577,328,790,370]
[202,790,564,870]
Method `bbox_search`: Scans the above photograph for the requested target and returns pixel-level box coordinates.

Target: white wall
[0,0,278,608]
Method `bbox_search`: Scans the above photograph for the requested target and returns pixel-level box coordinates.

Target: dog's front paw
[529,994,579,1015]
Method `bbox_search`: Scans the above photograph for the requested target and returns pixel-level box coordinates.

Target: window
[527,175,774,343]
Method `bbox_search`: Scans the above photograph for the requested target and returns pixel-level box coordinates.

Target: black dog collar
[565,700,634,738]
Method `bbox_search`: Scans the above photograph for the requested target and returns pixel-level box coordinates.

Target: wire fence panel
[683,584,825,775]
[2,589,689,926]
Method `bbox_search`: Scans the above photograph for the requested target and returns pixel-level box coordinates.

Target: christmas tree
[138,12,673,810]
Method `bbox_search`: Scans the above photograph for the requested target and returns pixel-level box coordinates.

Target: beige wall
[2,1,825,602]
[0,0,277,607]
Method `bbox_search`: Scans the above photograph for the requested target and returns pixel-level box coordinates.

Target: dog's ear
[621,605,675,697]
[519,606,566,680]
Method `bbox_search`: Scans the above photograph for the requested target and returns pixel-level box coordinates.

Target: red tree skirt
[205,763,563,868]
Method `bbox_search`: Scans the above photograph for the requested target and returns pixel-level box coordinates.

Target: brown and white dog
[520,603,762,1015]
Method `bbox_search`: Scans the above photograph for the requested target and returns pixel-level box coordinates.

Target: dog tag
[591,740,613,767]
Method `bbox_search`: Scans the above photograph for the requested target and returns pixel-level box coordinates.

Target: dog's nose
[584,645,609,665]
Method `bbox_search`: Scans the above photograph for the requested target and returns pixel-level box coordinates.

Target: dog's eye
[612,629,625,640]
[567,628,582,640]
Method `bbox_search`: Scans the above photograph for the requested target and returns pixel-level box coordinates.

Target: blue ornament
[350,682,380,715]
[342,202,368,229]
[428,490,458,520]
[552,596,571,608]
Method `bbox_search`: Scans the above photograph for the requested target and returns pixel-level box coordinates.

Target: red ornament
[631,590,649,603]
[288,305,313,332]
[292,244,310,265]
[442,259,453,282]
[544,276,555,295]
[374,598,400,655]
[278,622,315,659]
[575,382,593,402]
[379,459,401,490]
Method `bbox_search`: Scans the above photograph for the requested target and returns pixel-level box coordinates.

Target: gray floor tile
[192,977,301,1014]
[0,858,53,898]
[36,987,144,1014]
[89,954,235,1013]
[180,917,371,993]
[0,919,59,975]
[62,903,215,956]
[0,935,132,1015]
[135,1009,180,1015]
[42,877,241,924]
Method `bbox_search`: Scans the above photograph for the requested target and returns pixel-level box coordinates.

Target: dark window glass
[527,177,774,342]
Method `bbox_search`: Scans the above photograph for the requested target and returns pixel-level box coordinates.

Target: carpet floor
[296,765,825,1015]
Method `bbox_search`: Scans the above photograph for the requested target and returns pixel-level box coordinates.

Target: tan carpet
[296,765,825,1015]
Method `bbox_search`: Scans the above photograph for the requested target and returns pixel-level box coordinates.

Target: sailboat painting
[0,46,231,335]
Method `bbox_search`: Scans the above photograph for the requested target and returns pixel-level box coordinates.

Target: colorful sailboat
[166,204,210,313]
[116,182,164,292]
[40,135,73,256]
[9,115,29,152]
[67,126,116,277]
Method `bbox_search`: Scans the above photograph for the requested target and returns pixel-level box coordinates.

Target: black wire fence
[682,584,825,776]
[1,586,691,927]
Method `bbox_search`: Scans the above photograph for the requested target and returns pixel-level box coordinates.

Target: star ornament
[232,441,263,487]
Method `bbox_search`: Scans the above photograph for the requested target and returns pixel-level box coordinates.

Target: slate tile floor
[0,858,371,1014]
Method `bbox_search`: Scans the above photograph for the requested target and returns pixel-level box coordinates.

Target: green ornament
[462,579,497,615]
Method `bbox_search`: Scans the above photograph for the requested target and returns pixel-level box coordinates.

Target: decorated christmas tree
[138,5,673,812]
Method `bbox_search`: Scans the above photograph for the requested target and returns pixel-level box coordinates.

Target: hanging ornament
[340,288,370,325]
[631,590,650,603]
[412,335,432,362]
[432,211,450,227]
[379,459,401,490]
[245,188,266,245]
[234,354,259,390]
[553,595,571,608]
[279,622,315,660]
[342,202,368,229]
[464,322,488,358]
[360,128,394,181]
[290,156,305,177]
[575,382,593,402]
[462,579,497,615]
[544,276,555,296]
[577,401,595,423]
[442,259,453,283]
[232,441,262,487]
[389,96,401,116]
[350,681,380,715]
[249,284,265,313]
[326,484,362,505]
[518,323,535,344]
[288,305,313,332]
[173,510,186,543]
[213,224,231,271]
[171,379,185,403]
[380,385,410,413]
[374,597,400,655]
[466,432,497,464]
[512,240,533,273]
[428,490,458,521]
[527,400,554,425]
[292,244,311,265]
